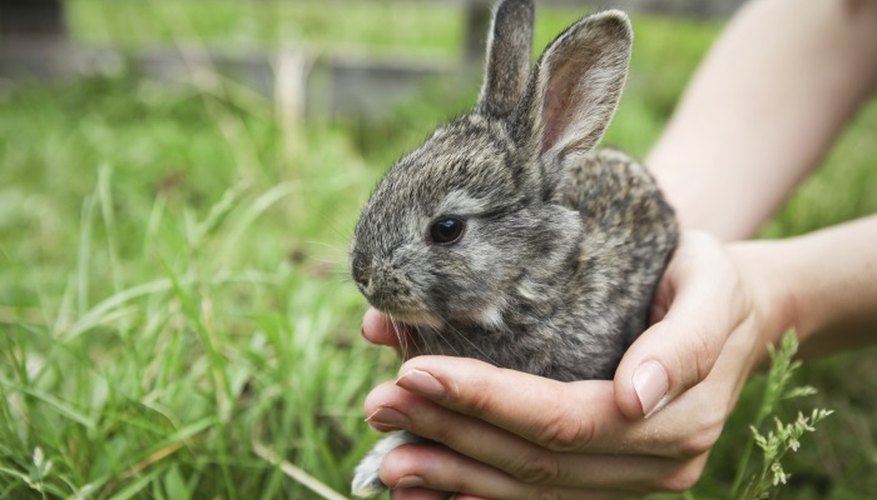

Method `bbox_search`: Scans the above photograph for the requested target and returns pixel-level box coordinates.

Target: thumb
[613,232,745,419]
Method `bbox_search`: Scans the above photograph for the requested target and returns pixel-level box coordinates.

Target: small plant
[730,332,833,499]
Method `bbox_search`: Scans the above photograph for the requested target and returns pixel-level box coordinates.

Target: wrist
[727,240,800,354]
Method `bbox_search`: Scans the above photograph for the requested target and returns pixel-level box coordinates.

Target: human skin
[649,0,877,241]
[358,0,877,496]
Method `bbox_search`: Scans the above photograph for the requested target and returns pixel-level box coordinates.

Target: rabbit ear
[477,0,534,116]
[513,10,632,174]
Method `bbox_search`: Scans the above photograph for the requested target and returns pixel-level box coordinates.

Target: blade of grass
[64,271,279,341]
[106,467,161,500]
[159,258,236,499]
[97,164,122,294]
[252,440,348,500]
[118,417,215,482]
[76,194,96,316]
[0,377,95,429]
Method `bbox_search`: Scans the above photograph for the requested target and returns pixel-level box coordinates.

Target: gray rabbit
[349,0,678,496]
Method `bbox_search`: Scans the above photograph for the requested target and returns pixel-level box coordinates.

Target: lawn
[1,1,876,498]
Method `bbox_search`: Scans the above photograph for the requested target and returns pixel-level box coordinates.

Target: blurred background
[0,0,875,498]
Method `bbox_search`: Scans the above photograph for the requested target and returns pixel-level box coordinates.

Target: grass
[0,73,388,497]
[66,0,463,58]
[1,1,876,498]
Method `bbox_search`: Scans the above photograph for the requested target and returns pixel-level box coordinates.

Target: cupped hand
[360,231,794,498]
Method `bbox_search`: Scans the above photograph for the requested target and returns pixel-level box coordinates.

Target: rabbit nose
[351,258,371,290]
[360,272,401,310]
[354,274,371,293]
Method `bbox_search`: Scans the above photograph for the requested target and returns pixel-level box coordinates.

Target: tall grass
[0,73,393,497]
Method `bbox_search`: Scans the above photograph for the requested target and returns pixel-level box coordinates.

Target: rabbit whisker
[424,321,460,359]
[438,316,499,366]
[388,315,415,359]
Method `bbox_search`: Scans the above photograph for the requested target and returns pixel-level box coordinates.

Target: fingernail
[396,369,446,399]
[394,475,424,489]
[633,360,669,418]
[365,407,409,432]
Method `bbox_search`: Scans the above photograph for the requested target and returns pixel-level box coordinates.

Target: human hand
[360,231,794,498]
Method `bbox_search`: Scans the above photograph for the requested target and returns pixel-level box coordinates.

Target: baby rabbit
[349,0,678,496]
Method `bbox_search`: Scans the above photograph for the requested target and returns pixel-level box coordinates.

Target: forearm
[734,215,877,356]
[783,215,877,354]
[647,0,877,240]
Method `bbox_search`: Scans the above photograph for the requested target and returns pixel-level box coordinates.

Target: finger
[362,307,400,347]
[382,443,630,500]
[453,495,622,500]
[386,356,719,458]
[391,357,625,452]
[390,487,447,500]
[614,231,747,419]
[366,380,686,488]
[390,353,750,459]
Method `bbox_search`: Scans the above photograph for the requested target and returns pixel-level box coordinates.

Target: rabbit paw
[351,453,387,498]
[351,431,424,498]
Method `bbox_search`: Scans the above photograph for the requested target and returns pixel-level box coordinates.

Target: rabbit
[348,0,678,496]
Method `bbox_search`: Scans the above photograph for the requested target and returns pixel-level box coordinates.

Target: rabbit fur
[349,0,679,496]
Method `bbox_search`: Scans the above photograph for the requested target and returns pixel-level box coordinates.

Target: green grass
[67,0,463,58]
[1,1,876,498]
[0,74,392,497]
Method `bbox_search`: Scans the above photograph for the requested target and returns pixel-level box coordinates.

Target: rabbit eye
[429,217,465,245]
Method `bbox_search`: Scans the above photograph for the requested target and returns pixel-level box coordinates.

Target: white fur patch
[351,432,421,498]
[388,309,443,329]
[516,280,539,301]
[437,190,489,216]
[475,302,505,330]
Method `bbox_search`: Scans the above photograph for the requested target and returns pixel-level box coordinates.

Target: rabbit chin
[381,304,505,331]
[380,308,444,329]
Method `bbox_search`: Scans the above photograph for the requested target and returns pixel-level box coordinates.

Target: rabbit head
[351,0,633,330]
